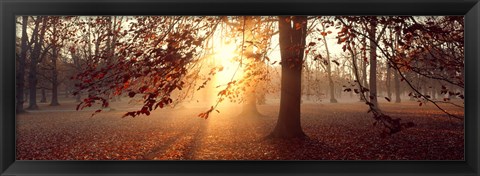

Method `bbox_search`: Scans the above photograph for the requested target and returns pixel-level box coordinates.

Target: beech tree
[214,16,276,117]
[73,16,221,117]
[337,16,464,135]
[27,16,48,110]
[43,17,74,106]
[67,16,462,138]
[16,16,29,113]
[268,16,308,138]
[308,17,339,103]
[320,19,338,103]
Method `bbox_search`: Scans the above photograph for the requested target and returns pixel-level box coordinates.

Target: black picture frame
[1,0,479,175]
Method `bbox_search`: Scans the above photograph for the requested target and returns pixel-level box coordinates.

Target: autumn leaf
[332,60,340,66]
[295,23,302,30]
[90,110,102,117]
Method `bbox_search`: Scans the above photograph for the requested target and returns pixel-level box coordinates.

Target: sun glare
[213,43,242,88]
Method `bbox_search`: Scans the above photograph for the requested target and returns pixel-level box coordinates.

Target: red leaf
[76,102,83,111]
[139,86,148,93]
[295,23,302,30]
[337,37,347,44]
[155,102,164,109]
[91,109,102,117]
[122,112,137,118]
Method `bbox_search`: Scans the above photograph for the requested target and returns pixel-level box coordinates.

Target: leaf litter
[16,101,463,160]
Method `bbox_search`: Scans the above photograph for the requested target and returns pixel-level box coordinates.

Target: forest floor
[16,98,464,160]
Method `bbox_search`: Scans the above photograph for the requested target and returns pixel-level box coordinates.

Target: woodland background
[15,16,464,160]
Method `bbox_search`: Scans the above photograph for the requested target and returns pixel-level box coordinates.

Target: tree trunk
[40,88,47,103]
[303,63,311,101]
[393,26,401,103]
[361,38,368,102]
[16,16,28,113]
[240,93,261,116]
[328,75,337,103]
[362,59,368,95]
[386,64,392,100]
[394,71,401,103]
[50,76,60,106]
[368,18,379,109]
[423,80,429,98]
[27,17,47,110]
[351,53,363,101]
[25,91,29,103]
[269,16,307,139]
[239,17,262,117]
[321,23,337,103]
[71,49,82,103]
[50,20,60,106]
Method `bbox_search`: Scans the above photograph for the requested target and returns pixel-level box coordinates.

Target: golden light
[213,42,242,88]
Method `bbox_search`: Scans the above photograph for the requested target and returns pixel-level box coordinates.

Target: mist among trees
[16,16,464,160]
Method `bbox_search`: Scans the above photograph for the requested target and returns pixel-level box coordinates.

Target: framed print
[1,0,479,175]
